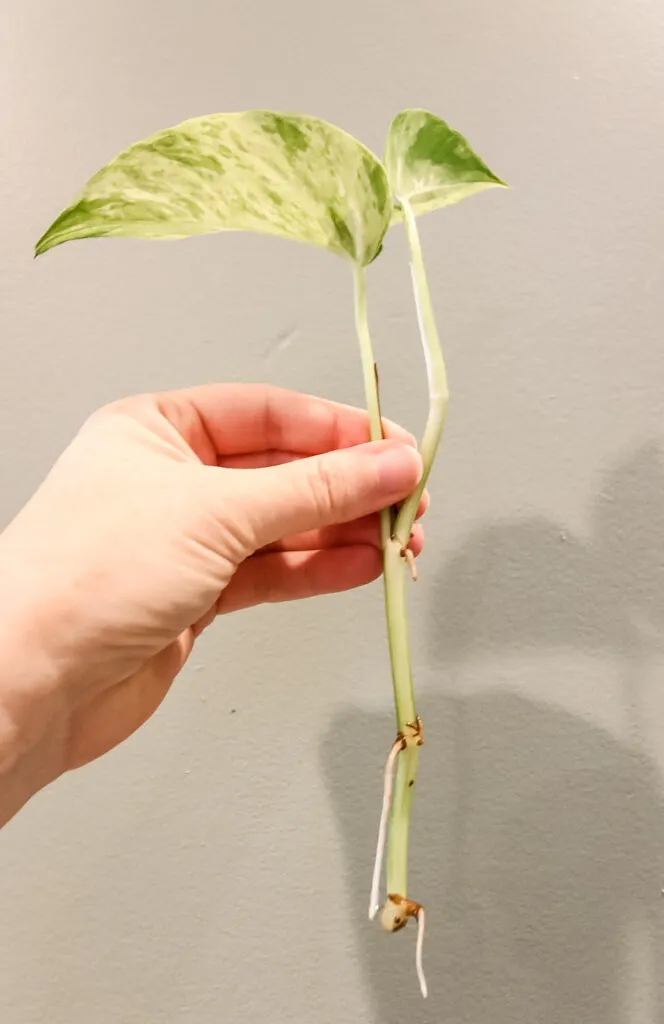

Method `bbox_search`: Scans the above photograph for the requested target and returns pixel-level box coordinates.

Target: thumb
[234,440,423,550]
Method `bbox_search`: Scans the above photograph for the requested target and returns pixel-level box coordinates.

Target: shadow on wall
[430,440,664,677]
[321,443,664,1023]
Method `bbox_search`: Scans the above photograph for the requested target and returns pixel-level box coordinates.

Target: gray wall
[2,1,664,1021]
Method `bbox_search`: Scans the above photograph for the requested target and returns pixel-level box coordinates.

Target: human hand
[0,384,424,819]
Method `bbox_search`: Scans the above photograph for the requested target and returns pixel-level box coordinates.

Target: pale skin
[0,383,426,828]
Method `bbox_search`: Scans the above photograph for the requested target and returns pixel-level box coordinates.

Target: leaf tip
[34,235,51,258]
[34,215,68,258]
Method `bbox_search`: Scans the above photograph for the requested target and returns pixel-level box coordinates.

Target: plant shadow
[321,443,664,1023]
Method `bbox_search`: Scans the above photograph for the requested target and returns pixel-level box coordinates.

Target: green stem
[383,536,418,899]
[353,263,391,548]
[393,200,449,549]
[382,537,415,729]
[353,264,416,724]
[386,738,419,896]
[353,264,418,900]
[383,201,449,897]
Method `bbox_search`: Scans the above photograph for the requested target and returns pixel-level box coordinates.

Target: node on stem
[379,895,428,999]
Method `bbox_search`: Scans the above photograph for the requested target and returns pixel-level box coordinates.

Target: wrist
[0,568,71,826]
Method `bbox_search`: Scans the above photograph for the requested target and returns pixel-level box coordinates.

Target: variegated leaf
[35,111,392,266]
[384,109,506,222]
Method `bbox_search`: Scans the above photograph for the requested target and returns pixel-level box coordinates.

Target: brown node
[381,893,423,933]
[404,716,424,747]
[394,730,407,751]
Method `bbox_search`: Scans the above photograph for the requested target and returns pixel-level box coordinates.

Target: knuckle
[82,395,155,442]
[90,393,151,423]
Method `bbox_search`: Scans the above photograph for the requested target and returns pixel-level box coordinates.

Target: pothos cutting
[35,107,505,997]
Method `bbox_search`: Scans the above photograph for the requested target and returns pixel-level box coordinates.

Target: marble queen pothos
[35,107,506,999]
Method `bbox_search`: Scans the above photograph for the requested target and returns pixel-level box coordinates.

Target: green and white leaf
[384,109,506,222]
[35,111,392,266]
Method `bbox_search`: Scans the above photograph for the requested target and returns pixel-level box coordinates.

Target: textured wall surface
[2,1,664,1021]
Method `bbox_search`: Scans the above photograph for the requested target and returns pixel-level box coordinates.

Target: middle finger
[261,517,425,556]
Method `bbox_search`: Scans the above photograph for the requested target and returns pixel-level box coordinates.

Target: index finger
[156,383,417,462]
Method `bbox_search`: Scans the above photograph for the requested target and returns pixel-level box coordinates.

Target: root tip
[415,907,428,999]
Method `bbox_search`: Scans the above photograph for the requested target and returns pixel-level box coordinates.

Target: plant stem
[354,200,451,1002]
[353,263,419,902]
[382,200,449,907]
[386,725,419,895]
[393,199,449,549]
[353,263,417,725]
[353,263,391,539]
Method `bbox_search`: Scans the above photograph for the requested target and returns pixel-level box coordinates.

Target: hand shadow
[320,442,664,1023]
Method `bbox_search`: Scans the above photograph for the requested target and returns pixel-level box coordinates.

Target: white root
[415,907,428,999]
[402,546,418,581]
[368,737,404,920]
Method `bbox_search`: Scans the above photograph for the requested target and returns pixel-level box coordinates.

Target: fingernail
[376,444,423,494]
